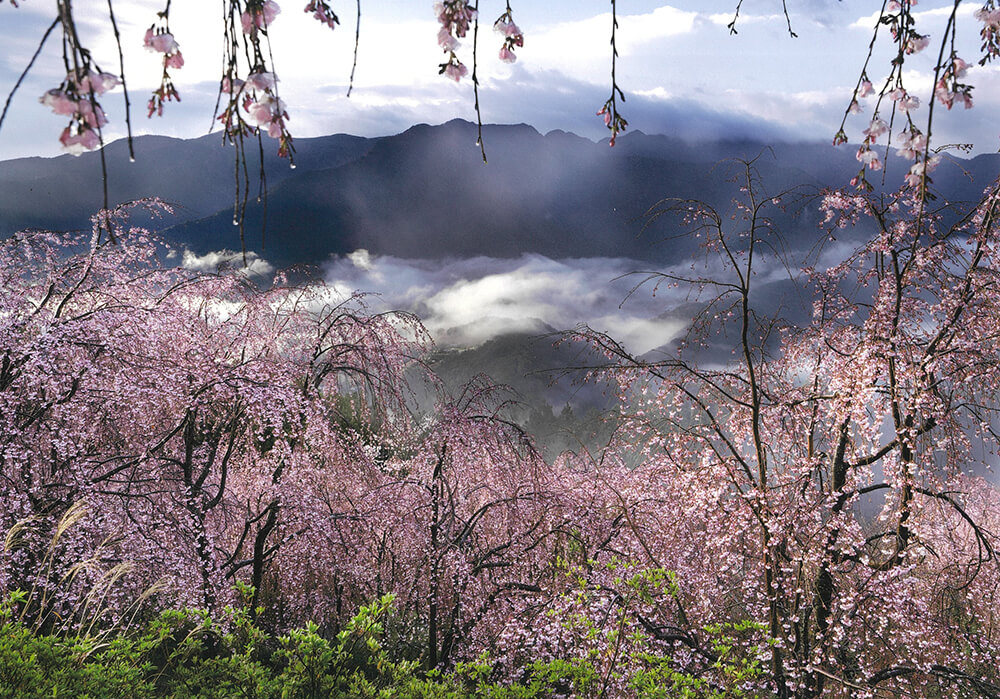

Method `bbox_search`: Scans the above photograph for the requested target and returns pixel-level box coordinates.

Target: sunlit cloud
[517,5,701,86]
[705,11,787,28]
[318,251,811,355]
[850,3,977,30]
[182,248,274,276]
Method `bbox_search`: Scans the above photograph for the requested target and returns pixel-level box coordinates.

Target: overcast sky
[1,1,997,160]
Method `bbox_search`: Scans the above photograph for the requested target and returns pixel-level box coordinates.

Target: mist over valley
[4,119,998,457]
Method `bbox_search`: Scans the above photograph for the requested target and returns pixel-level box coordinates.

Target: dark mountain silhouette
[2,119,997,266]
[0,131,373,235]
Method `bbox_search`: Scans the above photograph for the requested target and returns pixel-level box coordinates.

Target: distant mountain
[0,131,373,236]
[2,119,997,266]
[6,122,996,458]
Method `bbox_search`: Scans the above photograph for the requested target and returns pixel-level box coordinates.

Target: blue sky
[1,1,997,160]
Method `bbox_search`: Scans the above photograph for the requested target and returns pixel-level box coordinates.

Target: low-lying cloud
[182,248,274,276]
[182,235,852,358]
[322,252,729,355]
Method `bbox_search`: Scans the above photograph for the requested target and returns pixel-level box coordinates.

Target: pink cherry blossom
[856,146,882,170]
[598,106,611,127]
[39,89,77,116]
[975,7,1000,28]
[895,129,927,159]
[221,77,245,93]
[241,0,281,34]
[165,51,185,69]
[144,27,179,54]
[437,26,459,51]
[435,1,476,38]
[857,79,874,98]
[246,93,288,140]
[904,154,940,187]
[862,116,888,142]
[76,98,108,128]
[899,93,920,112]
[936,78,954,108]
[58,125,101,155]
[246,71,277,91]
[77,70,120,95]
[905,33,929,54]
[494,20,521,38]
[493,11,524,64]
[304,0,338,30]
[443,61,467,81]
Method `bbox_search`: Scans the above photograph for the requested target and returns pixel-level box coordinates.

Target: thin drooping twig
[347,0,361,97]
[471,0,487,163]
[780,0,797,38]
[596,0,626,145]
[727,0,744,34]
[105,0,134,161]
[0,16,59,135]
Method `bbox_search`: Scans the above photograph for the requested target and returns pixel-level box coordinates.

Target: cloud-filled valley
[320,251,690,355]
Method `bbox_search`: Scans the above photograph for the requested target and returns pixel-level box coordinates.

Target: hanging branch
[105,0,133,162]
[597,0,627,146]
[347,0,360,97]
[471,0,486,163]
[0,17,59,136]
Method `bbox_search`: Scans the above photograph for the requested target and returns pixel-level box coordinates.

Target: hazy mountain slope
[165,120,866,266]
[2,119,997,267]
[414,330,619,461]
[0,132,373,235]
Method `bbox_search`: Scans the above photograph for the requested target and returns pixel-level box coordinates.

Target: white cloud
[182,248,274,276]
[321,252,707,353]
[706,11,785,28]
[851,3,977,30]
[634,86,673,101]
[520,5,700,86]
[348,248,374,271]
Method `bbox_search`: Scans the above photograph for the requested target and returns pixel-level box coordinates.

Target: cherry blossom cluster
[847,88,930,189]
[220,70,293,157]
[144,19,184,118]
[493,8,523,64]
[976,2,1000,62]
[241,0,281,35]
[213,1,297,164]
[903,152,941,188]
[596,1,626,147]
[38,69,119,155]
[578,171,1000,696]
[834,0,988,194]
[596,100,628,147]
[820,189,869,229]
[434,1,476,82]
[935,54,973,110]
[888,86,920,113]
[303,0,338,30]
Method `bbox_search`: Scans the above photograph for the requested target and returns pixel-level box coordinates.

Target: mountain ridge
[2,119,997,267]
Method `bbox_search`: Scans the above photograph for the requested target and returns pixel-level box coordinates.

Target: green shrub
[0,581,769,698]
